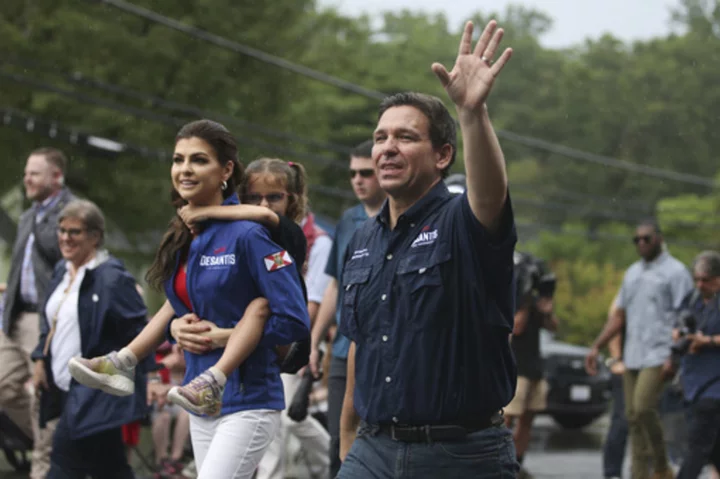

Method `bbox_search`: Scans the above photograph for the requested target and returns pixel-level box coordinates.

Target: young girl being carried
[69,157,312,418]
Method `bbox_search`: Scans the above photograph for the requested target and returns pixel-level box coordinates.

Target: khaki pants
[623,366,670,479]
[504,377,549,417]
[0,312,58,479]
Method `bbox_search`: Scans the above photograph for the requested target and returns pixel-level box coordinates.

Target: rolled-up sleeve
[243,226,310,346]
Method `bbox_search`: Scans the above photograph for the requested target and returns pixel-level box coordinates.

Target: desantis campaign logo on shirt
[199,245,236,269]
[264,250,293,272]
[411,225,438,248]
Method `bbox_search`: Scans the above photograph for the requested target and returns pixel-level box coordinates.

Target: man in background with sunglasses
[586,220,692,479]
[1,147,75,479]
[308,139,386,478]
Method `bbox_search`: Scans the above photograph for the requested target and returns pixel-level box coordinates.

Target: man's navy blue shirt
[338,181,518,425]
[680,292,720,402]
[325,204,368,359]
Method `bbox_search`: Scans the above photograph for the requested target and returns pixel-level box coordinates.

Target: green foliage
[2,0,720,346]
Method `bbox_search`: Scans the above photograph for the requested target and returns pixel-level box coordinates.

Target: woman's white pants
[190,409,281,479]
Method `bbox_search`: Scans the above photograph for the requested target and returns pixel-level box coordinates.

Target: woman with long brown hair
[69,119,310,478]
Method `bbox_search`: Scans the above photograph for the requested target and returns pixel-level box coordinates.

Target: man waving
[337,20,519,478]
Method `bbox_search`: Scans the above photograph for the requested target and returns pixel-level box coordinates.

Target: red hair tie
[288,161,295,166]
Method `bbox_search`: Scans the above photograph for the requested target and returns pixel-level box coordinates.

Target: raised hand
[432,20,512,113]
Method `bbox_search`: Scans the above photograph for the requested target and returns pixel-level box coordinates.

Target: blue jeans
[328,357,348,479]
[677,398,720,479]
[337,421,518,478]
[603,374,628,478]
[47,421,134,479]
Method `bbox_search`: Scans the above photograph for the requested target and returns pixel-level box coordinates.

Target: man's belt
[377,411,504,443]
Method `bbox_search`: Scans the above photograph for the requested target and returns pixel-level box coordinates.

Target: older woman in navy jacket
[31,199,148,479]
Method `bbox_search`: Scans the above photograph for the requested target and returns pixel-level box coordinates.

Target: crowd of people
[0,16,719,479]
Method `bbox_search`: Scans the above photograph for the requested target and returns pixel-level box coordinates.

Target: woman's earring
[221,180,228,191]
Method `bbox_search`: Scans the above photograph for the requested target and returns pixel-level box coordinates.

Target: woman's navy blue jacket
[32,252,149,439]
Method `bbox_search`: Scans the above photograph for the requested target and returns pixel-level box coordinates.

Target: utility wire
[0,70,347,172]
[513,195,720,231]
[6,58,712,214]
[92,0,719,189]
[93,0,386,101]
[1,56,354,156]
[516,221,716,249]
[0,105,353,201]
[4,106,715,248]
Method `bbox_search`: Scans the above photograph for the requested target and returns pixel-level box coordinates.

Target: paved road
[1,413,714,478]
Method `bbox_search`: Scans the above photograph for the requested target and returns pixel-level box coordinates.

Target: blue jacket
[165,194,310,415]
[32,252,149,439]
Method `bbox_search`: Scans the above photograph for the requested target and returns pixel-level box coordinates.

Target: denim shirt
[338,182,518,424]
[618,251,693,369]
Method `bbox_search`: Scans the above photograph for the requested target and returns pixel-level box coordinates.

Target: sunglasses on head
[349,168,375,179]
[632,234,653,245]
[242,192,287,205]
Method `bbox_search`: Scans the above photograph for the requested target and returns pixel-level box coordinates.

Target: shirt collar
[376,181,451,227]
[36,190,62,211]
[63,249,109,274]
[223,193,240,206]
[642,250,669,268]
[352,204,369,221]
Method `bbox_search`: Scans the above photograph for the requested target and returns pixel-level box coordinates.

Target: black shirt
[511,301,544,380]
[269,215,308,303]
[338,182,518,424]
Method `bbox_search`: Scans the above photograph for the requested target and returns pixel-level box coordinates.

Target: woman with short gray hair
[31,199,148,478]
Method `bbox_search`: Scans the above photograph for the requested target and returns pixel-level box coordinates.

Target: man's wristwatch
[605,357,619,369]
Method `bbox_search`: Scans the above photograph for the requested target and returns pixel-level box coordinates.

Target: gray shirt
[618,250,692,369]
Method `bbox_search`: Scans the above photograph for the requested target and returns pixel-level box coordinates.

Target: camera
[287,350,324,422]
[670,310,697,358]
[513,252,557,302]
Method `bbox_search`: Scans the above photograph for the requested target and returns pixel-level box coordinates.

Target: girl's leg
[215,312,267,377]
[68,301,176,396]
[125,300,177,360]
[196,410,280,479]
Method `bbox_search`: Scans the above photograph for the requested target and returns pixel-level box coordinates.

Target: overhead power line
[4,106,715,249]
[91,0,719,189]
[6,58,712,215]
[0,106,354,201]
[92,0,386,101]
[516,221,716,249]
[0,70,346,172]
[2,56,353,156]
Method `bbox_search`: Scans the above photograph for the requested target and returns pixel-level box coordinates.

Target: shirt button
[418,267,427,274]
[382,335,388,342]
[385,376,392,383]
[381,294,387,301]
[410,223,415,227]
[392,416,399,423]
[386,253,393,260]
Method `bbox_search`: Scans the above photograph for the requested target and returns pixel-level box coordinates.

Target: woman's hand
[197,320,231,349]
[171,313,213,354]
[32,360,48,394]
